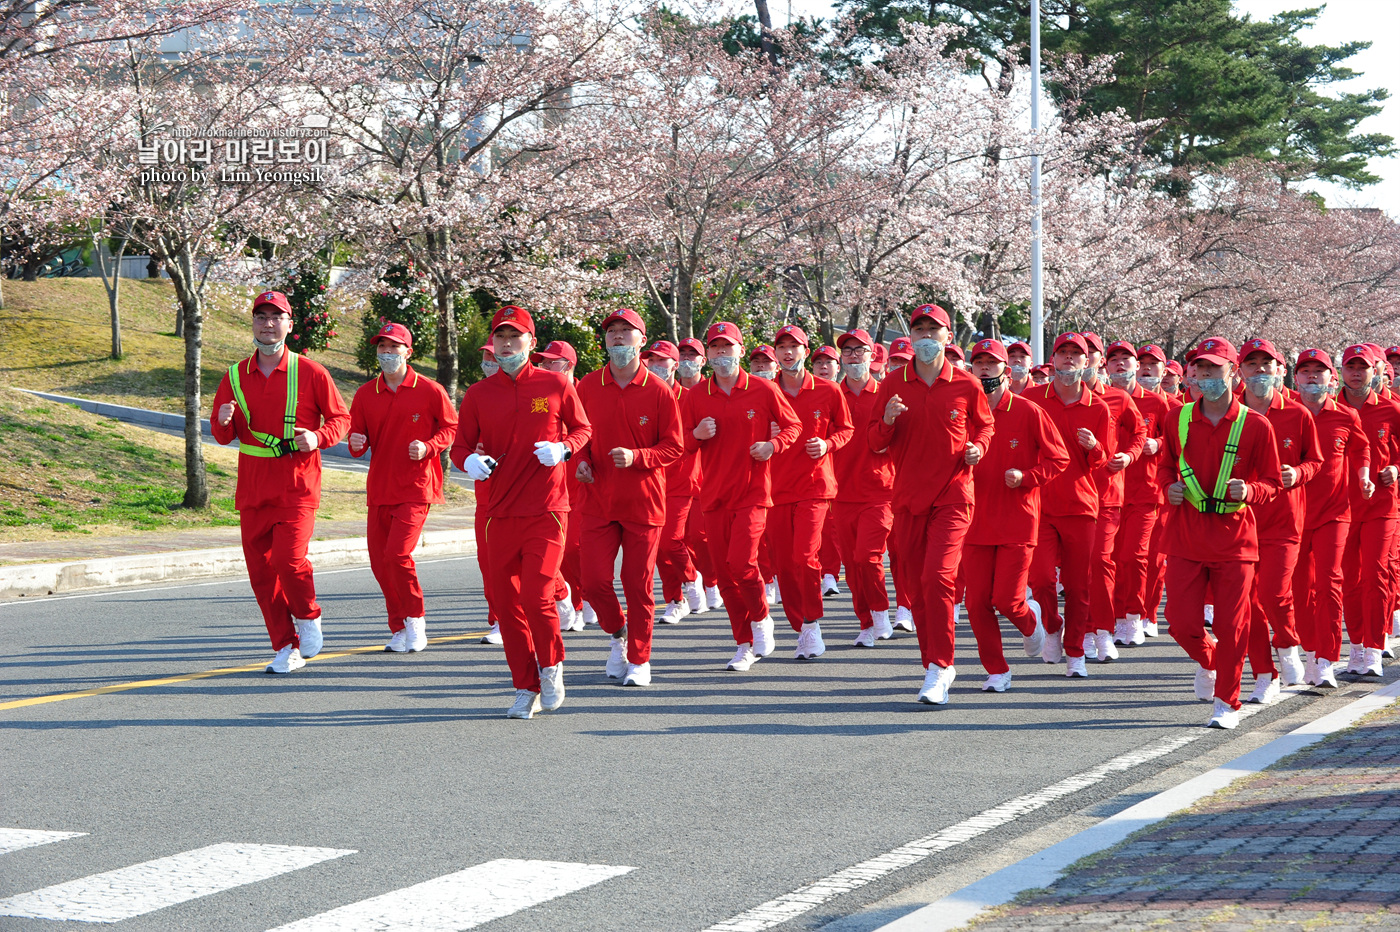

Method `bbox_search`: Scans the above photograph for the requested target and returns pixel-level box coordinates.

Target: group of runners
[212,291,1400,729]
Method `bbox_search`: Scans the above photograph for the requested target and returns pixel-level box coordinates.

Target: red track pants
[241,504,320,652]
[486,513,567,693]
[768,500,829,631]
[685,496,713,583]
[893,504,972,670]
[1029,513,1097,658]
[1113,503,1158,619]
[1145,509,1169,623]
[820,508,841,579]
[1343,517,1397,650]
[705,505,770,643]
[580,514,663,665]
[656,494,697,604]
[368,502,429,631]
[834,500,892,627]
[1166,556,1254,709]
[1294,520,1348,661]
[474,508,501,624]
[1090,505,1122,635]
[964,543,1037,675]
[1245,536,1302,679]
[556,510,584,610]
[889,543,913,610]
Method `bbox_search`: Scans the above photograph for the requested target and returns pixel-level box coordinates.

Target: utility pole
[1030,0,1044,364]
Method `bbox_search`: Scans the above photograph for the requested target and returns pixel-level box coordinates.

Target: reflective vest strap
[1176,402,1249,515]
[227,353,301,457]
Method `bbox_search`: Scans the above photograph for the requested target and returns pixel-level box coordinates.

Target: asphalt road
[0,557,1381,932]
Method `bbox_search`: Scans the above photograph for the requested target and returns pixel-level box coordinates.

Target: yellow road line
[0,630,492,713]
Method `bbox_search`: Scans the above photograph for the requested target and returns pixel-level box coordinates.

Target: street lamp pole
[1030,0,1044,363]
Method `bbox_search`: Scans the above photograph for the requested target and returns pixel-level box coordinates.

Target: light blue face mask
[1054,367,1084,385]
[608,344,640,367]
[1298,382,1326,397]
[1108,371,1133,388]
[1192,377,1229,401]
[497,348,529,376]
[255,337,285,357]
[912,338,943,364]
[377,352,405,373]
[481,360,500,377]
[1009,364,1029,380]
[710,355,739,378]
[843,362,870,383]
[752,369,776,380]
[1138,376,1162,391]
[677,359,702,379]
[647,364,672,381]
[1244,373,1279,396]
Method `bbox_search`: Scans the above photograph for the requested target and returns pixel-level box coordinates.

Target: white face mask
[677,359,701,379]
[710,355,739,378]
[843,362,870,383]
[255,337,285,357]
[1138,376,1161,391]
[912,337,943,364]
[377,352,405,373]
[647,364,672,381]
[607,344,640,367]
[752,369,776,380]
[481,360,500,377]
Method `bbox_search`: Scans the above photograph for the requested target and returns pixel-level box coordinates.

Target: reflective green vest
[1177,401,1250,514]
[228,353,300,458]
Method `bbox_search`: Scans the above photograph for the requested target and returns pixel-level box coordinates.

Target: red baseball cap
[1385,345,1400,360]
[1105,340,1137,360]
[969,338,1008,364]
[890,336,913,354]
[1052,332,1088,354]
[773,324,809,346]
[1081,331,1105,355]
[1184,348,1199,364]
[491,304,535,335]
[642,339,679,361]
[252,290,292,316]
[812,345,839,361]
[750,344,776,361]
[945,343,965,361]
[910,304,951,329]
[678,337,705,355]
[601,307,646,336]
[1166,360,1184,376]
[369,321,413,351]
[1137,344,1166,363]
[1192,337,1236,366]
[871,344,887,370]
[1295,348,1335,372]
[478,343,495,354]
[1007,340,1032,357]
[1239,337,1284,364]
[837,329,874,350]
[705,321,743,347]
[1341,344,1377,367]
[532,340,577,366]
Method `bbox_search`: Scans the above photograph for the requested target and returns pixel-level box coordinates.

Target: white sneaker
[295,618,323,658]
[1384,636,1396,660]
[726,643,757,671]
[954,603,963,627]
[1362,647,1384,677]
[623,662,651,687]
[581,602,598,627]
[822,574,841,596]
[265,645,305,674]
[1276,646,1305,686]
[894,606,915,631]
[539,662,565,711]
[872,610,894,640]
[481,622,503,645]
[556,584,574,632]
[1065,655,1088,678]
[1094,630,1119,663]
[982,671,1012,692]
[384,628,408,652]
[1082,633,1098,660]
[404,617,427,652]
[772,579,782,603]
[1207,698,1239,729]
[561,603,584,632]
[1144,619,1160,637]
[1042,630,1065,664]
[1113,619,1130,646]
[853,627,877,648]
[1315,658,1339,688]
[683,578,706,613]
[1246,673,1279,705]
[1346,642,1365,673]
[1194,665,1217,701]
[605,636,628,679]
[1127,614,1146,646]
[765,579,780,606]
[752,617,776,657]
[507,689,541,719]
[1204,603,1214,627]
[706,585,724,611]
[660,600,690,625]
[794,622,825,660]
[1023,618,1047,659]
[917,665,956,704]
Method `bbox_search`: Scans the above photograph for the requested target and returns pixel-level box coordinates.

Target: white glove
[464,453,497,481]
[533,441,567,467]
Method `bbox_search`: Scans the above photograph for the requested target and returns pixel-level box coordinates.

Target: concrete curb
[0,528,476,599]
[874,676,1400,932]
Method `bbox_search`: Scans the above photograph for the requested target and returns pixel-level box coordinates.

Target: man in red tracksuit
[1106,341,1171,648]
[211,290,350,675]
[965,339,1069,691]
[1024,332,1112,678]
[534,341,588,630]
[882,336,916,631]
[647,339,707,624]
[1081,333,1145,663]
[347,322,458,653]
[869,304,994,705]
[681,322,801,671]
[768,324,854,660]
[1292,349,1369,688]
[1237,338,1321,698]
[574,310,684,687]
[1007,340,1034,395]
[1338,344,1400,677]
[1134,344,1180,637]
[1163,337,1282,729]
[834,329,897,647]
[812,344,845,598]
[450,305,592,720]
[675,337,721,611]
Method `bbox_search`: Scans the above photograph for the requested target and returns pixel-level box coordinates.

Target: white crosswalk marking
[0,828,86,856]
[266,858,635,932]
[0,842,356,923]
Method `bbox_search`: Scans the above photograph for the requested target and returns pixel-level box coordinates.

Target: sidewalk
[966,702,1400,932]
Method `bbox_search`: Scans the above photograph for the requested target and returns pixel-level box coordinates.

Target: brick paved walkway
[970,703,1400,931]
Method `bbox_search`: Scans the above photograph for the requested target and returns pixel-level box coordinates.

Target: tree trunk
[147,256,160,278]
[435,281,459,403]
[675,264,695,340]
[753,0,779,67]
[95,234,128,359]
[166,245,208,509]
